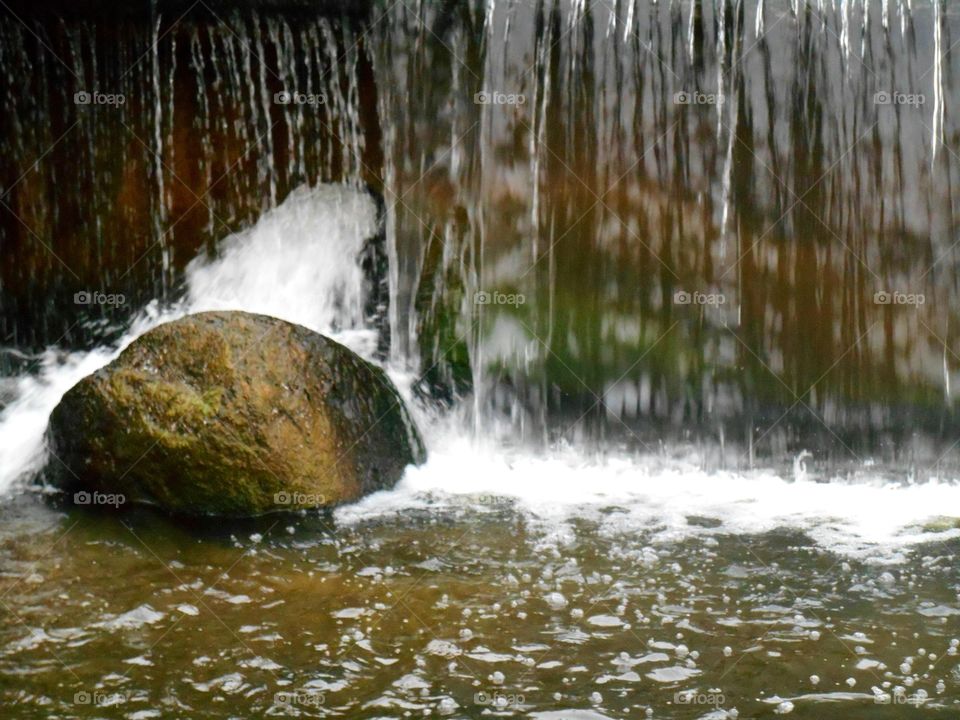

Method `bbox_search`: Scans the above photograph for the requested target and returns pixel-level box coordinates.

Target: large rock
[46,311,425,516]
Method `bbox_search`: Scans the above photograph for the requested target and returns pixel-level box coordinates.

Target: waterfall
[363,0,960,468]
[0,6,375,354]
[1,0,959,484]
[931,0,944,166]
[151,9,169,289]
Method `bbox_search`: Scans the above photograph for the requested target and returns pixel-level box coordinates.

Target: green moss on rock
[46,311,426,516]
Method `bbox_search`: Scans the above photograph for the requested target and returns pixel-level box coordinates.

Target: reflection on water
[0,500,957,718]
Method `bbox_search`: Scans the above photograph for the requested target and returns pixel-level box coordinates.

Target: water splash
[0,184,379,494]
[0,9,373,348]
[338,432,960,561]
[2,0,960,550]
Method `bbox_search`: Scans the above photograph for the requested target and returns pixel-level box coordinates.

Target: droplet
[774,700,794,714]
[545,592,567,610]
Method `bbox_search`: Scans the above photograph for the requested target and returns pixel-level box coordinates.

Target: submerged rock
[46,311,425,516]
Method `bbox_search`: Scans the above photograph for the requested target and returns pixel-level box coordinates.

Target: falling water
[372,0,959,471]
[932,0,944,165]
[0,0,958,524]
[0,6,377,351]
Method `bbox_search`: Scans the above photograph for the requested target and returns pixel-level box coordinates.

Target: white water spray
[0,184,378,494]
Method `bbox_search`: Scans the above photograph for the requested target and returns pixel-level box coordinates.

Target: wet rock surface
[47,311,424,516]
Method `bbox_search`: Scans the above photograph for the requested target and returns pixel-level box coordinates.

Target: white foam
[0,345,116,487]
[336,431,960,561]
[185,184,378,351]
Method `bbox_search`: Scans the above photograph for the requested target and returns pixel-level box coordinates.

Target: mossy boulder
[46,311,425,516]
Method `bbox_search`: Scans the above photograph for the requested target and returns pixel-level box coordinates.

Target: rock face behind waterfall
[46,311,425,516]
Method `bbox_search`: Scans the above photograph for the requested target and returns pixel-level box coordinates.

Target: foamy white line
[337,432,960,562]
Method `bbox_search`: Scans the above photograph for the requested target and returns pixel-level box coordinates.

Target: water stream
[1,0,960,717]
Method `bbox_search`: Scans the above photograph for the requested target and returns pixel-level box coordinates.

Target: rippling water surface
[1,494,959,718]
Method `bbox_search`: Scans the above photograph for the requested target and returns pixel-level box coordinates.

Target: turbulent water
[1,0,960,718]
[2,495,959,719]
[0,156,958,719]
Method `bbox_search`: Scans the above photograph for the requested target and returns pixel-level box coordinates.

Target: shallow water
[1,491,958,718]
